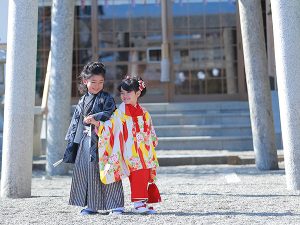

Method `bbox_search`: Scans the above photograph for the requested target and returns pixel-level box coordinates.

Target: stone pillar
[223,28,237,94]
[1,0,38,198]
[238,0,278,170]
[129,50,138,76]
[271,0,300,190]
[160,0,170,82]
[47,0,74,175]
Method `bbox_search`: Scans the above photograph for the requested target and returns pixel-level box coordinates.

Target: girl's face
[83,74,104,94]
[120,87,140,106]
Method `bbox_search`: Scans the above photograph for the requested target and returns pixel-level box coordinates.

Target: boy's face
[120,87,140,106]
[84,74,104,94]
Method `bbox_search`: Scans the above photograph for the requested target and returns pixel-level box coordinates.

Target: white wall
[0,0,8,44]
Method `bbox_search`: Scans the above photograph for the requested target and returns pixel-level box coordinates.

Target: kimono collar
[87,90,103,97]
[119,102,144,117]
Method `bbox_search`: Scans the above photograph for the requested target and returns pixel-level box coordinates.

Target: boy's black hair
[78,62,106,93]
[117,76,147,98]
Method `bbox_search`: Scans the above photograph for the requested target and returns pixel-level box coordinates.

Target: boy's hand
[83,115,98,126]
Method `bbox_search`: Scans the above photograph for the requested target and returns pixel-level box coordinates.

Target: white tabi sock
[133,201,145,208]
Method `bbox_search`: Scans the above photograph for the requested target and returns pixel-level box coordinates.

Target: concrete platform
[156,150,284,166]
[32,150,284,170]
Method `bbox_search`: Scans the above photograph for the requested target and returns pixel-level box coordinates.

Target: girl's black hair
[117,76,147,98]
[78,62,106,93]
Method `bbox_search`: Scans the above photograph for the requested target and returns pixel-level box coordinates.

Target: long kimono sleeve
[93,95,116,122]
[148,113,158,148]
[65,102,82,143]
[98,119,115,159]
[148,113,159,183]
[97,114,130,184]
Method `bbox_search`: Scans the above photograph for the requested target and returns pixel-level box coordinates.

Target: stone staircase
[0,101,283,157]
[0,101,284,169]
[142,101,282,151]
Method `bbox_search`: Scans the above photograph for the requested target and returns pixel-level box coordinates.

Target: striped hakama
[69,130,124,211]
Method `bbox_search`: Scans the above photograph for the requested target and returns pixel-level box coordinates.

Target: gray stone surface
[157,136,254,151]
[141,101,250,113]
[46,0,75,175]
[2,163,300,225]
[1,0,38,198]
[239,0,278,170]
[271,0,300,190]
[151,113,251,126]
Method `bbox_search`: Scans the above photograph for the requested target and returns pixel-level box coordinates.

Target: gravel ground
[1,163,300,225]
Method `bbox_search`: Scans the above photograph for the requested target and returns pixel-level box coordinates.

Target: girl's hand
[149,169,157,183]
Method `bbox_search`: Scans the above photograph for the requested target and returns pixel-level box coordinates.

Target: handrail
[40,51,51,142]
[41,50,51,114]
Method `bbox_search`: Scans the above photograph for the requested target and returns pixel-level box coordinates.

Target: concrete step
[141,101,249,113]
[156,136,254,150]
[157,135,283,151]
[156,149,284,166]
[72,101,250,114]
[155,124,252,136]
[151,112,250,125]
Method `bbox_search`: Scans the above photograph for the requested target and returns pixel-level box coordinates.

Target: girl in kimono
[64,62,125,215]
[89,76,160,214]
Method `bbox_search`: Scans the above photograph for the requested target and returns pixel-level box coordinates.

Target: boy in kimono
[64,62,124,215]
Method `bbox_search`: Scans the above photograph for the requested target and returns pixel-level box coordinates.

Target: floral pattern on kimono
[97,103,159,184]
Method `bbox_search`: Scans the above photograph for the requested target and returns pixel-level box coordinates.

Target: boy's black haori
[63,142,79,163]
